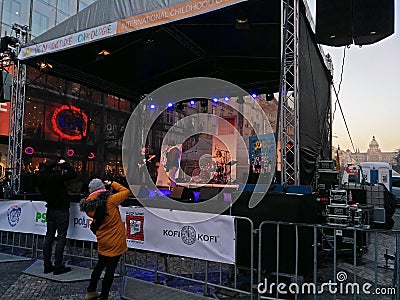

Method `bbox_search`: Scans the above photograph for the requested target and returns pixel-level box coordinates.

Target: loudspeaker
[199,187,221,202]
[316,0,353,46]
[353,0,394,45]
[1,71,12,102]
[170,186,195,202]
[316,0,394,46]
[129,185,149,198]
[231,192,317,276]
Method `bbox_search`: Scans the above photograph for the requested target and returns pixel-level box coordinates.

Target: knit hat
[88,178,105,193]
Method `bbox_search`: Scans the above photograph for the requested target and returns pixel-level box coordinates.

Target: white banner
[120,207,235,264]
[0,201,235,264]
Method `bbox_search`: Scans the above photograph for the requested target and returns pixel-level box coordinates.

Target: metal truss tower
[6,24,30,195]
[280,0,300,185]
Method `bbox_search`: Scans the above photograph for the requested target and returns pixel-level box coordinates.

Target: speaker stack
[316,0,394,46]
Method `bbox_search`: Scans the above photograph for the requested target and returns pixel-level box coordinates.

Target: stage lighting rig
[266,92,275,101]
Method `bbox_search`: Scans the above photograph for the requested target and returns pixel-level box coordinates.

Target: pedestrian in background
[33,157,77,275]
[80,178,130,300]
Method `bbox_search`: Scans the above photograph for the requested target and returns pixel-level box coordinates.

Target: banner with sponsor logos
[120,207,235,264]
[0,201,235,264]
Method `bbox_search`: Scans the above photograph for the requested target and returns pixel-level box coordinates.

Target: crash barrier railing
[122,216,255,299]
[257,221,400,300]
[2,217,400,299]
[0,215,255,299]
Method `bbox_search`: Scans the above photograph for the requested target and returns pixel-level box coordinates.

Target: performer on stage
[165,141,181,189]
[213,150,225,168]
[138,146,155,186]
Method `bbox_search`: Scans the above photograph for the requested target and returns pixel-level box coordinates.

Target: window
[32,11,49,37]
[2,0,22,28]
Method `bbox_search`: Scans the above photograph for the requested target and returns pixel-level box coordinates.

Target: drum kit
[190,151,237,184]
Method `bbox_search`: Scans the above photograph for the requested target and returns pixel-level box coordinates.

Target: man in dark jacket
[34,158,76,275]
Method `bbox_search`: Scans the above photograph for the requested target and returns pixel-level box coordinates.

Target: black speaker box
[316,0,394,46]
[316,0,353,46]
[353,0,394,45]
[230,192,317,276]
[170,186,195,202]
[129,185,149,198]
[198,187,221,202]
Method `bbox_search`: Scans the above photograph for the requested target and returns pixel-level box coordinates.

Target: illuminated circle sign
[51,105,88,141]
[66,149,75,157]
[24,146,34,155]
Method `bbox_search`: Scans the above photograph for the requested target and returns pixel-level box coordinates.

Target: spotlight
[224,97,230,102]
[190,100,196,106]
[235,13,249,29]
[200,99,208,108]
[150,104,156,110]
[39,61,53,70]
[266,93,275,101]
[167,102,174,108]
[213,98,219,103]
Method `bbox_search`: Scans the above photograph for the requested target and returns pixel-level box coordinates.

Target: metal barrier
[257,221,400,300]
[122,216,255,299]
[2,217,400,300]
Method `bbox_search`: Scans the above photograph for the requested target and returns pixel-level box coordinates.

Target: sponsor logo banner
[0,201,235,264]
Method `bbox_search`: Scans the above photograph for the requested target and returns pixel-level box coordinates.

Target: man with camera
[33,157,77,275]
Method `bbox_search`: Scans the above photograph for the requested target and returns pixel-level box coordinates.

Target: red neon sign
[51,105,88,141]
[24,146,34,155]
[88,152,95,159]
[66,149,75,157]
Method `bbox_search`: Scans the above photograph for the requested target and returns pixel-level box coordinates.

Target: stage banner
[120,207,236,264]
[248,134,275,175]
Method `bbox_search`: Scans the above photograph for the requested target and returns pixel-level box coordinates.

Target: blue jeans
[43,208,70,267]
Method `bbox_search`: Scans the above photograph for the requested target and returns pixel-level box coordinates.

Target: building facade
[336,136,397,170]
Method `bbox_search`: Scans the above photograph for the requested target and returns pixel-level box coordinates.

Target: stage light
[190,100,196,106]
[213,98,218,103]
[39,61,53,70]
[150,104,156,110]
[224,97,230,102]
[167,102,173,108]
[98,49,110,56]
[251,93,257,99]
[266,93,275,101]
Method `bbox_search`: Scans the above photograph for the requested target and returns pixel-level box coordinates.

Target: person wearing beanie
[80,179,130,300]
[33,157,76,275]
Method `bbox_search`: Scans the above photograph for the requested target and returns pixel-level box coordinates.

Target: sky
[307,0,400,152]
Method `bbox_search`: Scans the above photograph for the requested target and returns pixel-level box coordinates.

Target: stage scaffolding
[5,0,312,194]
[280,0,300,185]
[5,24,30,195]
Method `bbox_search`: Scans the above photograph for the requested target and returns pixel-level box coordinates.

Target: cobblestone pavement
[0,261,123,300]
[1,209,399,300]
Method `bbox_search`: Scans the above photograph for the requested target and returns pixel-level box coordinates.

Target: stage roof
[18,0,283,101]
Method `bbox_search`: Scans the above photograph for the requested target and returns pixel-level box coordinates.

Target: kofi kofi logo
[181,225,197,245]
[7,205,22,227]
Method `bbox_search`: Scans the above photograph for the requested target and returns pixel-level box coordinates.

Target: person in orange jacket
[80,178,130,300]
